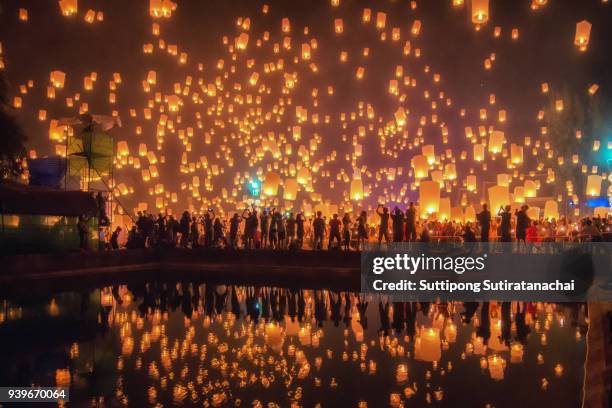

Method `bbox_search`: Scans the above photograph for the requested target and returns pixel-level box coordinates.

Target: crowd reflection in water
[112,281,587,348]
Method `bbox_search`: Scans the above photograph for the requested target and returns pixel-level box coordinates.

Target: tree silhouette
[0,72,27,180]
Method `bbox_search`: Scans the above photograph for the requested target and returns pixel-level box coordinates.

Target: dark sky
[0,0,610,211]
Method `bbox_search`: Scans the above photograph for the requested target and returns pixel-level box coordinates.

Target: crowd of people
[92,202,611,252]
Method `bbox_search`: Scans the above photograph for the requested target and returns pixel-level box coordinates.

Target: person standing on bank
[405,202,417,242]
[477,204,491,242]
[498,205,512,243]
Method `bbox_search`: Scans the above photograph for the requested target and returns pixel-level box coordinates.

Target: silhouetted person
[405,202,417,241]
[462,224,477,242]
[328,214,342,250]
[477,204,491,242]
[376,204,390,244]
[110,226,121,250]
[515,205,530,244]
[391,207,404,242]
[498,205,512,243]
[296,213,305,249]
[313,211,325,250]
[77,214,90,251]
[342,213,351,251]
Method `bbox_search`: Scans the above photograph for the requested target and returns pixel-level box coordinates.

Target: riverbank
[0,248,362,290]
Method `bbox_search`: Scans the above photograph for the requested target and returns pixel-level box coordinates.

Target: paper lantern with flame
[419,180,440,215]
[585,175,601,197]
[471,0,489,25]
[574,20,591,52]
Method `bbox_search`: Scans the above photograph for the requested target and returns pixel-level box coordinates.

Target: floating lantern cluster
[1,0,609,219]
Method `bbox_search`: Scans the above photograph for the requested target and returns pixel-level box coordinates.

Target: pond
[0,277,588,407]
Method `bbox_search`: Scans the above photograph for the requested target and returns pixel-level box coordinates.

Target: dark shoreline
[0,248,362,294]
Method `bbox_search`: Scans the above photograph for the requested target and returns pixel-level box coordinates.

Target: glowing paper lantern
[283,178,298,200]
[471,0,489,25]
[586,175,602,197]
[513,186,525,203]
[524,180,537,197]
[496,174,510,187]
[350,179,364,200]
[574,20,592,52]
[263,172,280,196]
[463,206,475,223]
[510,144,523,165]
[527,206,540,220]
[422,145,435,164]
[488,130,505,154]
[412,155,429,179]
[438,198,451,220]
[50,71,66,88]
[473,144,485,161]
[466,175,477,191]
[543,200,559,220]
[58,0,78,16]
[488,185,510,213]
[419,181,440,215]
[415,327,441,362]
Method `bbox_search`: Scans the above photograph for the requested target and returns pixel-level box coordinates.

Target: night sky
[0,0,610,213]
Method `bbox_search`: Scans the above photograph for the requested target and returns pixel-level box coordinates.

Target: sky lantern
[263,172,280,196]
[282,18,291,33]
[297,167,310,185]
[471,0,489,25]
[444,163,457,180]
[58,0,78,17]
[411,20,422,36]
[473,144,485,161]
[362,8,371,23]
[412,155,429,179]
[488,185,510,213]
[586,175,602,196]
[419,180,440,215]
[334,19,344,34]
[394,107,406,127]
[510,144,523,165]
[355,66,365,80]
[415,327,441,362]
[543,200,559,220]
[466,175,477,191]
[496,173,510,187]
[48,120,65,141]
[465,205,476,222]
[350,179,363,200]
[524,180,537,197]
[513,186,525,203]
[84,9,96,23]
[50,71,66,88]
[422,145,435,164]
[376,12,386,30]
[283,178,298,200]
[574,20,592,51]
[438,198,451,220]
[19,8,28,21]
[236,33,249,50]
[488,130,505,154]
[150,0,176,18]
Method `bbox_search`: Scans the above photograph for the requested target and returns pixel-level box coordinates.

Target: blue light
[586,197,609,208]
[247,179,260,197]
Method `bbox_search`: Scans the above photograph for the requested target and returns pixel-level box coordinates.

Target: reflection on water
[0,279,588,407]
